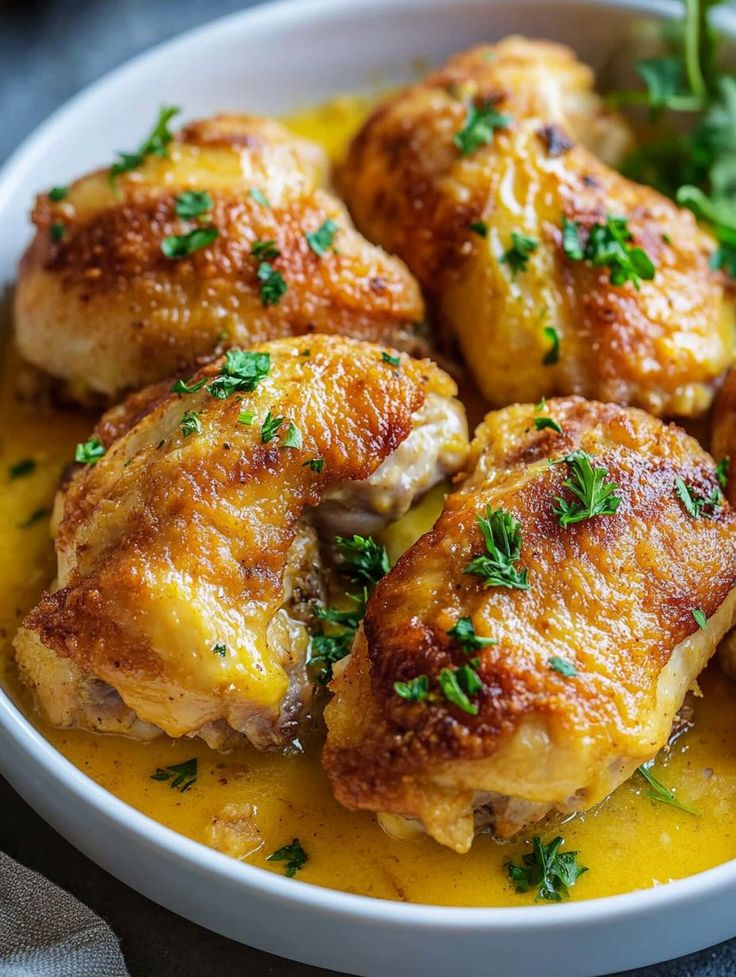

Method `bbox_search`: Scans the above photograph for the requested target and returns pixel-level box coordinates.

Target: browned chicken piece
[14,113,425,402]
[711,369,736,678]
[323,397,736,851]
[339,39,734,417]
[14,335,468,750]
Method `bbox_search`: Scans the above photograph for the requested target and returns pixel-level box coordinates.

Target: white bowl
[2,1,735,974]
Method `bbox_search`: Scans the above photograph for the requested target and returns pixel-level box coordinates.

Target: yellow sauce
[2,98,736,907]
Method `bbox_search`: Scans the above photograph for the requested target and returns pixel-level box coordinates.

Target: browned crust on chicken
[712,367,736,508]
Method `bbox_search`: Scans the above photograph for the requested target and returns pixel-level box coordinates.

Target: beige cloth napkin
[0,853,130,976]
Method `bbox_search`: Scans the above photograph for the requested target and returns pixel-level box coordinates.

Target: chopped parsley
[206,349,271,399]
[542,325,560,365]
[260,410,284,443]
[18,507,51,529]
[267,838,308,877]
[464,506,529,590]
[716,456,730,490]
[553,450,622,527]
[638,764,698,816]
[674,476,722,519]
[381,351,401,367]
[501,232,538,277]
[151,758,197,793]
[50,222,66,242]
[561,215,655,289]
[249,187,271,208]
[257,261,287,306]
[281,421,303,449]
[692,608,707,630]
[534,416,562,434]
[446,617,496,653]
[48,186,68,202]
[161,226,219,259]
[212,641,227,657]
[335,534,390,589]
[549,656,577,677]
[438,663,483,715]
[174,190,212,219]
[8,458,36,480]
[453,100,512,156]
[507,836,587,902]
[179,410,202,437]
[468,220,489,237]
[110,106,179,183]
[75,437,105,465]
[237,409,254,426]
[251,239,280,261]
[171,376,207,395]
[302,458,325,472]
[393,675,430,702]
[306,219,339,256]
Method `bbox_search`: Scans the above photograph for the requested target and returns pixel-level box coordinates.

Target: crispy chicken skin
[339,40,734,417]
[711,369,736,679]
[15,114,425,401]
[14,335,468,749]
[323,398,736,851]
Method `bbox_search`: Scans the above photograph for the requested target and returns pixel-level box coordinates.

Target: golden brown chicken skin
[339,40,734,417]
[323,398,736,851]
[15,113,425,401]
[14,335,468,750]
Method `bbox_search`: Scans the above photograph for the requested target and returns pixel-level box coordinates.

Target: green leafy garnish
[237,409,254,426]
[110,106,179,182]
[553,451,622,527]
[453,100,512,156]
[674,476,722,519]
[381,352,401,367]
[75,437,105,465]
[171,376,207,395]
[18,507,51,529]
[468,220,489,237]
[8,458,36,480]
[249,187,272,208]
[335,535,390,589]
[464,506,529,590]
[716,456,730,490]
[50,223,66,241]
[393,675,430,702]
[161,226,219,259]
[260,410,284,443]
[48,186,68,201]
[309,593,365,686]
[561,215,655,289]
[534,416,562,434]
[507,836,587,902]
[251,239,280,261]
[174,190,212,219]
[638,764,698,816]
[446,617,496,653]
[692,608,707,630]
[179,410,202,437]
[548,656,577,677]
[212,641,227,657]
[542,325,560,365]
[267,838,308,877]
[438,663,483,715]
[257,261,287,306]
[501,232,538,277]
[303,458,325,472]
[306,219,339,256]
[151,758,197,793]
[281,422,302,450]
[206,349,271,399]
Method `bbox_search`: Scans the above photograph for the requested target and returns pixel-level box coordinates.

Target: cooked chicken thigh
[323,397,736,851]
[15,113,425,401]
[15,335,468,749]
[339,40,734,417]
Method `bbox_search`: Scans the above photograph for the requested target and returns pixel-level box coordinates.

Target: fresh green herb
[715,456,730,490]
[267,838,308,877]
[249,187,272,208]
[237,409,254,426]
[306,219,339,256]
[335,534,390,588]
[110,106,180,182]
[692,608,707,630]
[212,641,227,657]
[548,656,577,677]
[501,232,538,277]
[75,437,105,465]
[281,422,302,450]
[179,410,202,437]
[638,764,698,816]
[534,416,562,434]
[453,100,512,156]
[18,506,51,528]
[465,506,529,590]
[8,458,36,480]
[507,836,587,902]
[48,186,68,202]
[161,226,219,259]
[446,617,496,653]
[303,458,325,472]
[251,239,280,261]
[260,410,284,443]
[207,349,271,399]
[394,675,430,702]
[468,220,489,237]
[674,476,722,519]
[174,189,212,219]
[171,376,207,395]
[381,352,401,367]
[438,663,483,715]
[561,215,655,289]
[151,758,197,793]
[542,325,560,365]
[257,261,287,306]
[50,222,66,241]
[554,450,622,527]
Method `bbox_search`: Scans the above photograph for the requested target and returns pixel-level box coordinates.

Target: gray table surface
[1,2,735,975]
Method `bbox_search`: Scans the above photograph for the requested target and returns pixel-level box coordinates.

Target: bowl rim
[1,0,735,930]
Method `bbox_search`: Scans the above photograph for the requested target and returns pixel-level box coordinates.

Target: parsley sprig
[151,758,197,793]
[674,476,722,518]
[553,451,622,527]
[205,349,271,399]
[334,534,390,589]
[638,763,698,816]
[561,215,655,289]
[507,836,587,902]
[453,100,512,156]
[501,232,538,277]
[75,437,106,465]
[110,106,179,183]
[465,507,529,590]
[267,838,308,877]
